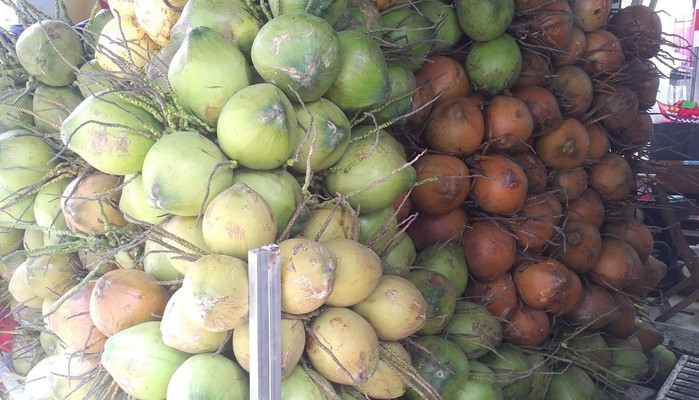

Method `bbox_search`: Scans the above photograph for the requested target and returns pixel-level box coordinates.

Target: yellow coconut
[48,350,104,400]
[23,253,79,300]
[279,238,336,315]
[358,341,411,399]
[160,288,228,354]
[160,216,211,275]
[351,275,427,340]
[202,183,277,260]
[306,307,380,385]
[134,0,188,46]
[180,254,249,332]
[8,261,43,309]
[108,0,136,18]
[295,204,359,242]
[231,318,306,379]
[323,238,382,307]
[96,15,161,73]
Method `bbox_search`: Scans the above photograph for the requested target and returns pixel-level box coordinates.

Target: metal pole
[248,244,282,400]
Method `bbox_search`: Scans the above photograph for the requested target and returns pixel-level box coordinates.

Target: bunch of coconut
[0,0,681,398]
[0,0,435,398]
[380,0,678,398]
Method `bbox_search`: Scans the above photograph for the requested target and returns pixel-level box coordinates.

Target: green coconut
[23,354,59,400]
[382,232,417,277]
[32,84,84,133]
[232,318,306,379]
[0,130,58,191]
[350,125,407,159]
[169,26,252,126]
[287,204,311,237]
[75,59,114,98]
[60,91,163,175]
[405,335,470,400]
[454,0,514,41]
[371,63,417,125]
[8,262,43,309]
[416,1,464,52]
[324,129,415,214]
[0,187,36,225]
[251,13,341,102]
[217,83,296,170]
[270,0,348,24]
[0,89,34,131]
[469,360,498,384]
[445,301,502,359]
[281,365,336,399]
[324,30,391,112]
[230,168,303,234]
[1,254,25,290]
[118,174,167,224]
[333,0,382,31]
[380,8,435,71]
[180,254,249,332]
[648,344,678,384]
[407,269,457,335]
[442,371,504,400]
[279,237,336,314]
[23,253,79,300]
[167,353,249,400]
[289,98,351,173]
[202,183,277,259]
[101,321,190,400]
[15,20,85,87]
[525,354,552,400]
[33,177,69,230]
[414,242,469,296]
[465,33,522,97]
[145,41,180,94]
[142,238,183,281]
[38,330,65,356]
[10,334,44,375]
[357,206,398,251]
[564,330,612,369]
[48,351,104,400]
[607,346,649,390]
[170,0,261,56]
[480,345,534,400]
[0,227,23,256]
[82,8,114,57]
[142,131,234,216]
[23,229,44,252]
[544,364,596,400]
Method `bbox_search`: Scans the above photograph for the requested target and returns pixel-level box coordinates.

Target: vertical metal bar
[267,245,282,400]
[248,244,281,400]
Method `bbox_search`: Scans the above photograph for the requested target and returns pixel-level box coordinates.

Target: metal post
[248,244,282,400]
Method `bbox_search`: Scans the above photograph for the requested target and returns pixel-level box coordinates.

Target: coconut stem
[44,261,103,317]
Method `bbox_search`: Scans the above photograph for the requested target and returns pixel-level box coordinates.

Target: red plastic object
[658,100,699,123]
[0,309,17,353]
